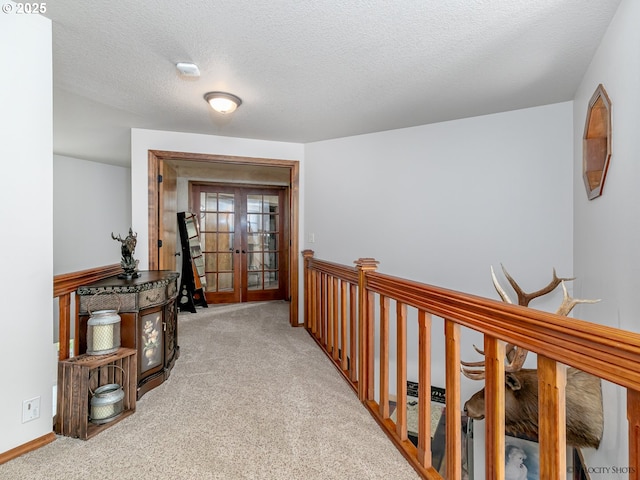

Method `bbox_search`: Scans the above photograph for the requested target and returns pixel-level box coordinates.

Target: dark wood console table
[76,271,180,399]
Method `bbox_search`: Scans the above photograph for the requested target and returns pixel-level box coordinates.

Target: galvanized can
[89,383,125,424]
[86,293,121,355]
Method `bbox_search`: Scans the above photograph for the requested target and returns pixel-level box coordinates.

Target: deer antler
[555,281,600,316]
[461,266,599,380]
[500,264,575,307]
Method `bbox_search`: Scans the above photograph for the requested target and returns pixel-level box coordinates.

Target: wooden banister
[53,264,122,298]
[302,251,640,479]
[53,264,122,360]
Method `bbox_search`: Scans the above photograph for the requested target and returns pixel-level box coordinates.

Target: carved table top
[77,270,179,295]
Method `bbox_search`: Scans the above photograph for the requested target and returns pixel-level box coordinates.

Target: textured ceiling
[43,0,622,167]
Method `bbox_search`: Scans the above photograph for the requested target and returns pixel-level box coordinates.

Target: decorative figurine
[112,228,140,279]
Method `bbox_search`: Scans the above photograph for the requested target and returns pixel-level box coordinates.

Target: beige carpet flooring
[1,301,420,479]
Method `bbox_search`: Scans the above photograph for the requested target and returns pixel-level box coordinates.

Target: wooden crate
[55,348,137,440]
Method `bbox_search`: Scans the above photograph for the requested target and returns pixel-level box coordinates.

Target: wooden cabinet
[77,271,179,399]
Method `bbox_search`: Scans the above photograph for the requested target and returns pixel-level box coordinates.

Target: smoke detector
[176,62,200,77]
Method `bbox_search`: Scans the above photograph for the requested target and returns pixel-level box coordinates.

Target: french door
[191,183,288,304]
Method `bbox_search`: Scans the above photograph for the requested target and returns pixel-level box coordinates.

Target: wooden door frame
[148,150,300,326]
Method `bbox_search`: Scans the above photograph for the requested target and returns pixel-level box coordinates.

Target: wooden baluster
[325,274,329,351]
[485,335,506,480]
[366,290,375,400]
[349,283,357,382]
[628,389,640,480]
[332,277,339,361]
[303,252,309,329]
[326,273,333,354]
[321,273,327,346]
[340,280,348,371]
[315,272,319,337]
[379,295,390,419]
[396,302,408,441]
[302,250,314,330]
[538,355,566,480]
[315,272,321,340]
[308,265,313,332]
[318,273,323,343]
[417,309,432,468]
[311,270,318,337]
[445,319,461,480]
[58,293,71,360]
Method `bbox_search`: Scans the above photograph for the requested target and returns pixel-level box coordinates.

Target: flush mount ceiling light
[204,91,242,114]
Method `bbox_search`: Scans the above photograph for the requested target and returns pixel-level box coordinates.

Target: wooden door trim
[148,150,300,325]
[158,161,177,271]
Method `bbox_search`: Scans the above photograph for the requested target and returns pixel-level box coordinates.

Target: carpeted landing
[0,301,420,479]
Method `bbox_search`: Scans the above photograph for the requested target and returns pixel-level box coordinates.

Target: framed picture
[503,431,582,480]
[504,435,539,480]
[392,383,473,479]
[404,383,446,442]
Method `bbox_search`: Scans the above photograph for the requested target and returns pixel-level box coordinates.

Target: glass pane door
[244,192,285,302]
[246,194,279,291]
[192,184,287,304]
[197,188,240,304]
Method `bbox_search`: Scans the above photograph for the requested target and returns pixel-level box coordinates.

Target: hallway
[1,301,420,479]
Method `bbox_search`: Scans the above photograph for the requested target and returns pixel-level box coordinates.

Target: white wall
[573,0,640,475]
[0,8,55,454]
[305,102,574,300]
[573,0,640,332]
[53,155,131,274]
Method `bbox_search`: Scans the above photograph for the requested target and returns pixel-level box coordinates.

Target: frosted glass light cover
[208,97,237,113]
[204,92,242,114]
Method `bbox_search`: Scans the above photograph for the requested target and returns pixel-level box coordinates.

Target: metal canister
[86,293,121,355]
[89,383,125,424]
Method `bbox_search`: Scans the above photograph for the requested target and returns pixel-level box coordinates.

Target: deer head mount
[461,264,600,379]
[460,265,604,448]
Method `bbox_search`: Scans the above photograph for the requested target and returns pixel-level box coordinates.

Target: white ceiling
[44,0,622,167]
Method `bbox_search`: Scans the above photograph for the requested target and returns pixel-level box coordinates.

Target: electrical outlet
[22,397,40,423]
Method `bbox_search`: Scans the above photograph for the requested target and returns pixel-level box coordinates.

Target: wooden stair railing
[302,250,640,480]
[53,264,122,360]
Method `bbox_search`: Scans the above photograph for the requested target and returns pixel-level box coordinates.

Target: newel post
[301,250,314,330]
[355,257,379,402]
